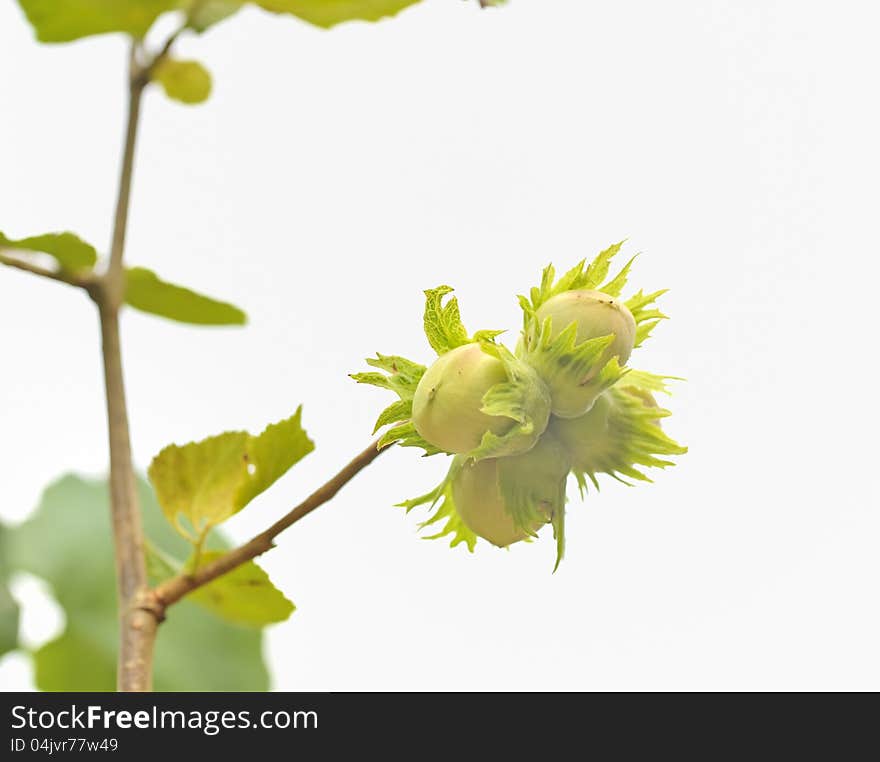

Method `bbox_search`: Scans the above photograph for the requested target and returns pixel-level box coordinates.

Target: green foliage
[0,523,19,658]
[152,58,213,104]
[8,475,269,691]
[190,553,294,625]
[148,408,314,539]
[125,267,247,325]
[0,230,97,272]
[423,285,471,355]
[16,0,426,43]
[16,0,177,42]
[250,1,422,29]
[147,547,294,626]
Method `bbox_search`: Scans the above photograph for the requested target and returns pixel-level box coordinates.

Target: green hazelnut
[535,289,636,366]
[451,432,570,547]
[412,343,513,454]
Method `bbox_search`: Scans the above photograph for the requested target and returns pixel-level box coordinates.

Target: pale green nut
[528,289,636,418]
[537,289,636,366]
[412,343,513,454]
[451,432,570,548]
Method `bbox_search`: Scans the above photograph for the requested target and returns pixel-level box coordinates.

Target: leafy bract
[148,408,314,538]
[16,0,177,43]
[9,475,269,691]
[555,384,688,494]
[350,354,441,453]
[153,58,212,104]
[397,458,477,551]
[467,342,551,462]
[0,230,97,271]
[495,433,570,570]
[125,267,247,326]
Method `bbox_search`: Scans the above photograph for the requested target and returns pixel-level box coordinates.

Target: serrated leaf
[148,409,314,537]
[235,407,315,509]
[125,266,246,325]
[10,475,269,690]
[423,285,471,355]
[0,230,97,271]
[254,0,421,28]
[16,0,177,43]
[149,431,250,536]
[188,551,294,626]
[153,58,212,104]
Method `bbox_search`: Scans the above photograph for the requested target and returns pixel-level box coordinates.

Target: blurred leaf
[10,475,269,691]
[149,408,314,537]
[191,555,294,626]
[16,0,177,43]
[0,524,19,657]
[125,267,247,325]
[253,1,422,29]
[0,230,97,271]
[153,58,213,104]
[187,0,243,31]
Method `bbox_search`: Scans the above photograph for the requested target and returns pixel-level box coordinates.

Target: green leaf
[125,267,247,326]
[152,58,213,104]
[0,523,19,658]
[9,475,269,691]
[0,230,97,271]
[16,0,177,43]
[253,0,422,29]
[148,408,315,537]
[423,285,471,355]
[189,552,294,626]
[187,0,243,32]
[234,408,315,509]
[147,546,294,626]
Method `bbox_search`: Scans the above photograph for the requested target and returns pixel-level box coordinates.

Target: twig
[153,440,389,612]
[0,252,96,291]
[100,40,153,692]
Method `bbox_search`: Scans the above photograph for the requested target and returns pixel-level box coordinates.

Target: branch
[99,40,154,692]
[0,251,96,291]
[153,440,390,612]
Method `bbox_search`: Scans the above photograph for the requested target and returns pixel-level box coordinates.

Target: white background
[1,0,878,691]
